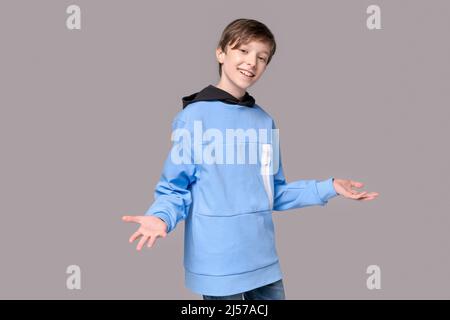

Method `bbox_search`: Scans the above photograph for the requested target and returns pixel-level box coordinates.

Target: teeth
[239,70,254,77]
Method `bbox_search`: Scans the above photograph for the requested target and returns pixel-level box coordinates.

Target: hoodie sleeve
[144,118,197,233]
[271,122,339,211]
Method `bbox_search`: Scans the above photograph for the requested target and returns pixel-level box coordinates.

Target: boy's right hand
[122,215,168,251]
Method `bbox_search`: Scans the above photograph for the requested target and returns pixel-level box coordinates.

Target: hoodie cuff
[316,177,339,204]
[145,210,170,233]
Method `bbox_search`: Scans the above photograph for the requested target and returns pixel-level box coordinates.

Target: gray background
[0,0,449,299]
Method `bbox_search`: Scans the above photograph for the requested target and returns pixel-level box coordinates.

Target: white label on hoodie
[260,144,274,209]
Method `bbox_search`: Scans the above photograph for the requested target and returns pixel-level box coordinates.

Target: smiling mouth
[238,69,255,78]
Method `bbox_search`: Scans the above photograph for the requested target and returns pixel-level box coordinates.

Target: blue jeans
[202,279,285,300]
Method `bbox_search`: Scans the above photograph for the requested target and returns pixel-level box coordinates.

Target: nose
[245,54,257,68]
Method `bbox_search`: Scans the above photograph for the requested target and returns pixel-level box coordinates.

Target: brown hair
[216,19,277,76]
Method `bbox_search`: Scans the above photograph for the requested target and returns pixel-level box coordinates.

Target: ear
[216,48,225,64]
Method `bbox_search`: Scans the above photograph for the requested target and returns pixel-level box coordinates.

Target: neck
[215,79,246,100]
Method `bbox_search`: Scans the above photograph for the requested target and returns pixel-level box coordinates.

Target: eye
[259,57,267,62]
[239,49,248,53]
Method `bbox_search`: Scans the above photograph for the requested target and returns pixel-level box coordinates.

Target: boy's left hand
[333,179,379,201]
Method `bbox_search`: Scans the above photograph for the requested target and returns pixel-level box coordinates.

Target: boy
[122,18,379,300]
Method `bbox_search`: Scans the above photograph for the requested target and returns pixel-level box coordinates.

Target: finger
[350,181,364,188]
[346,191,368,199]
[360,196,377,201]
[136,235,149,251]
[355,191,369,199]
[147,236,157,248]
[350,188,370,195]
[360,192,378,197]
[129,231,142,243]
[358,193,379,200]
[122,216,141,223]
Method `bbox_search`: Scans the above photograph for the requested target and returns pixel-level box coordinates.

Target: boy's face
[216,39,271,97]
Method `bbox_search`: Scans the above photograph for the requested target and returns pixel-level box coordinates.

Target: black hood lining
[182,85,255,109]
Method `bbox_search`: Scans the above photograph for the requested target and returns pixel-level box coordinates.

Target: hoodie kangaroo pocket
[185,212,277,276]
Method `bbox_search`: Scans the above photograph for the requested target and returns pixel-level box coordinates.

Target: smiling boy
[122,18,379,300]
[215,32,270,98]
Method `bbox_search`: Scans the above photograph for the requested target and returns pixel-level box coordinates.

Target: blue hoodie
[145,85,338,296]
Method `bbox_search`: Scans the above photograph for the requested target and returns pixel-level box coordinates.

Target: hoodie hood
[182,85,255,109]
